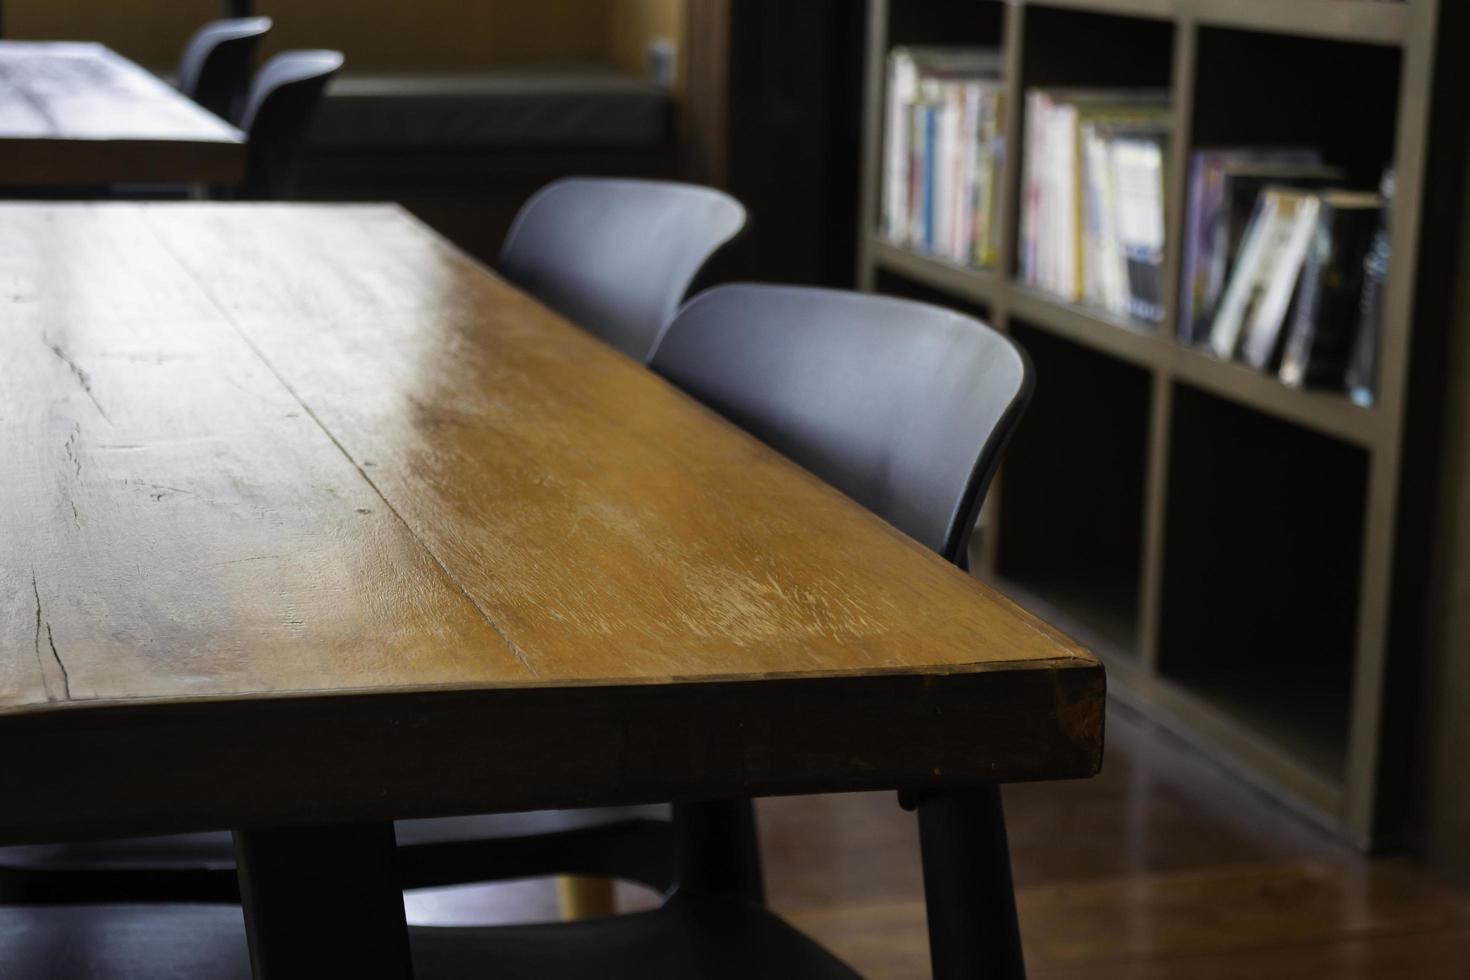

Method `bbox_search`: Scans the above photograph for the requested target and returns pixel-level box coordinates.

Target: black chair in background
[176,16,272,125]
[499,178,747,362]
[0,284,1033,978]
[233,49,343,201]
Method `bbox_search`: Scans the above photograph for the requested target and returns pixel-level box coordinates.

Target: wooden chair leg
[902,786,1025,980]
[558,875,616,919]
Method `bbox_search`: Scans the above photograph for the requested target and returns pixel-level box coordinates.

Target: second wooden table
[0,41,244,186]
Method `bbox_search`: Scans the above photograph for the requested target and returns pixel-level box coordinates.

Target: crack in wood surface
[47,341,111,422]
[45,623,71,700]
[31,572,70,701]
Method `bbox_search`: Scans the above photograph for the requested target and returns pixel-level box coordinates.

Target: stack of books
[1182,149,1391,402]
[1019,88,1171,325]
[881,47,1005,268]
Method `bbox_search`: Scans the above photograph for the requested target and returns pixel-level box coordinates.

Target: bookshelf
[856,0,1462,844]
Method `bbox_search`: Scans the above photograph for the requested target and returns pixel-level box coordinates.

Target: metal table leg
[902,786,1026,979]
[233,821,414,979]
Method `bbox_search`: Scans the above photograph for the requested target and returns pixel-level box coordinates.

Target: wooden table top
[0,41,244,186]
[0,203,1102,845]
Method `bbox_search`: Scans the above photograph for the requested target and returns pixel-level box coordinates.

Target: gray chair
[235,50,344,200]
[651,284,1033,978]
[650,284,1032,567]
[177,17,272,125]
[499,178,747,362]
[0,285,1032,978]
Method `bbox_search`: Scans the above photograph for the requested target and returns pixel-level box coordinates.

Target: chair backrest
[499,178,747,362]
[237,50,344,201]
[177,17,272,124]
[650,284,1033,566]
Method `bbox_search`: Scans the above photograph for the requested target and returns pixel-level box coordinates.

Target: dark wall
[691,0,866,288]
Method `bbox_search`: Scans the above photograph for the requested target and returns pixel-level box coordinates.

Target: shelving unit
[855,0,1460,844]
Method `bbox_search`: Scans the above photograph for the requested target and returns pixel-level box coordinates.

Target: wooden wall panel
[609,0,683,82]
[5,0,215,68]
[253,0,610,69]
[5,0,686,75]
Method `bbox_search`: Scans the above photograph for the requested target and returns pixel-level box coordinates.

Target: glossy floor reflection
[405,703,1470,978]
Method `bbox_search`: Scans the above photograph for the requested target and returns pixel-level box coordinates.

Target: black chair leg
[671,800,765,903]
[902,786,1025,980]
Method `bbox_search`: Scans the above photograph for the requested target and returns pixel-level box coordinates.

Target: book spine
[1179,153,1207,343]
[1020,91,1044,285]
[882,51,916,243]
[908,103,924,246]
[984,90,1005,266]
[958,83,980,265]
[924,103,937,253]
[1347,214,1390,404]
[1279,219,1328,388]
[1242,194,1320,370]
[1301,203,1381,387]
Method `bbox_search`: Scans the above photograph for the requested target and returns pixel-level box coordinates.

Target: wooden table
[0,203,1103,976]
[0,41,244,186]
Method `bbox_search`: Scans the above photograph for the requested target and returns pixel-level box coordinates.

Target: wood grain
[0,202,1102,844]
[0,42,244,186]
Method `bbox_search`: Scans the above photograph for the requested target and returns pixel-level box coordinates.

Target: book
[881,48,1004,267]
[1239,192,1321,371]
[1081,118,1167,319]
[1178,148,1321,346]
[972,87,1005,266]
[1346,171,1395,404]
[883,48,1001,242]
[1279,191,1383,388]
[1109,129,1169,323]
[1208,187,1319,361]
[1020,88,1170,322]
[1209,162,1343,324]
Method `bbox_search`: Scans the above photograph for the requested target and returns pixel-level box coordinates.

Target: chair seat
[0,893,860,979]
[0,806,671,903]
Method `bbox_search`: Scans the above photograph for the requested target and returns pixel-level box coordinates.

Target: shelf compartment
[1007,284,1169,371]
[1188,0,1407,48]
[1018,4,1176,90]
[1191,25,1402,188]
[873,270,994,326]
[1007,283,1383,449]
[1168,347,1382,449]
[887,0,1006,48]
[1156,384,1368,782]
[994,321,1154,656]
[1103,653,1346,820]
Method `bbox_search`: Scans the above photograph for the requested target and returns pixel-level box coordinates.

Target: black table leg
[902,786,1026,980]
[672,799,765,903]
[232,821,414,979]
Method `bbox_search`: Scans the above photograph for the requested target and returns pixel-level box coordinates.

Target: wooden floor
[405,702,1470,978]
